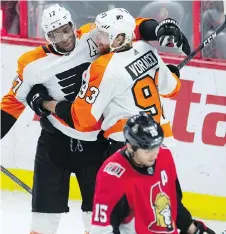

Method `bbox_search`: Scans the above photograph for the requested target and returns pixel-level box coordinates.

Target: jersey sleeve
[155,55,181,98]
[15,47,48,104]
[134,17,160,42]
[167,147,177,181]
[69,53,116,132]
[175,171,193,231]
[90,162,129,234]
[0,92,25,139]
[165,147,182,200]
[134,17,180,97]
[0,46,47,138]
[134,18,150,40]
[161,147,193,231]
[76,23,93,39]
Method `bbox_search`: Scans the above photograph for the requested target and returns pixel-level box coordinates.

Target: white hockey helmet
[41,4,77,54]
[94,8,136,51]
[41,4,74,34]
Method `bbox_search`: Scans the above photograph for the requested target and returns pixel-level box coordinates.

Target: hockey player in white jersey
[39,8,183,146]
[1,4,109,234]
[33,8,214,233]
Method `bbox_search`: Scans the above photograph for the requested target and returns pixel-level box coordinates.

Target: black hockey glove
[26,84,53,117]
[155,18,191,55]
[180,220,216,234]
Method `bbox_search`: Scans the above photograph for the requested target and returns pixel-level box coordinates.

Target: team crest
[55,63,90,101]
[148,182,175,233]
[103,162,125,178]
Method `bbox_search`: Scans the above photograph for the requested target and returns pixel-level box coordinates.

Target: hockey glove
[26,84,53,117]
[155,18,191,55]
[180,220,216,234]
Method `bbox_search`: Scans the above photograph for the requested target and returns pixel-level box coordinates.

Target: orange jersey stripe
[161,121,173,138]
[70,52,114,132]
[17,46,48,78]
[160,73,181,98]
[1,95,25,119]
[76,23,93,39]
[103,118,173,139]
[103,119,128,139]
[154,67,181,98]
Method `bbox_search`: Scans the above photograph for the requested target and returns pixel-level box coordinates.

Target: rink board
[1,168,226,221]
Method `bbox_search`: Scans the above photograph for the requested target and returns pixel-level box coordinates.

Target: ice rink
[1,191,84,233]
[1,191,225,233]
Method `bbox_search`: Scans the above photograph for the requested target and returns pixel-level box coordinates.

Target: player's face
[133,147,160,167]
[48,24,76,53]
[90,29,111,54]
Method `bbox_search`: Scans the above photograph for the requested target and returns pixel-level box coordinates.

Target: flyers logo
[55,63,90,101]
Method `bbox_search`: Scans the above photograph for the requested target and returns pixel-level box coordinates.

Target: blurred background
[1,0,226,60]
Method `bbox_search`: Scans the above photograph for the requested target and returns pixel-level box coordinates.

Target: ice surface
[1,191,225,234]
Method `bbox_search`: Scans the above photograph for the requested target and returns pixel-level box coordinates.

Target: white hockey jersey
[65,40,180,142]
[3,19,148,141]
[15,25,101,140]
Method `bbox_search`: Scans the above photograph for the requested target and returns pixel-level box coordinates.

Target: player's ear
[126,143,133,153]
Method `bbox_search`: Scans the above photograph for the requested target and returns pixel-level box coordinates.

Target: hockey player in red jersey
[90,113,216,234]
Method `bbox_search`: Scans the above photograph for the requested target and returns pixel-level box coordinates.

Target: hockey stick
[178,1,226,70]
[0,165,32,194]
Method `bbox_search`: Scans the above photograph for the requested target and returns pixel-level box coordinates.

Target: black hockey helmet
[123,113,164,150]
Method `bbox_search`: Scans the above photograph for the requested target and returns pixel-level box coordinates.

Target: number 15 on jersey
[94,204,108,223]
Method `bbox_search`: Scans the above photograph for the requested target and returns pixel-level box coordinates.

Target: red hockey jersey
[91,146,179,234]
